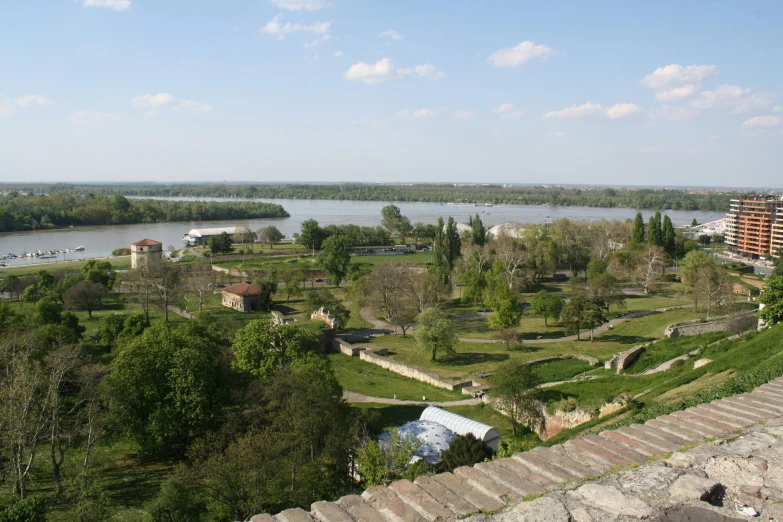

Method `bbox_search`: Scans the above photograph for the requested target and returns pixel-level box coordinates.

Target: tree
[648,212,663,246]
[0,275,26,306]
[233,220,252,245]
[257,225,284,249]
[183,258,215,312]
[493,363,542,436]
[551,218,591,276]
[252,274,278,312]
[470,213,487,246]
[81,260,116,289]
[583,296,609,341]
[495,231,529,290]
[207,232,233,254]
[414,308,457,362]
[759,276,783,326]
[634,245,668,294]
[296,219,327,251]
[279,267,305,302]
[145,477,207,522]
[153,265,182,322]
[444,217,462,273]
[561,296,587,340]
[405,268,451,313]
[773,248,783,277]
[439,433,494,472]
[122,265,155,324]
[588,272,624,311]
[431,217,448,282]
[691,218,698,227]
[305,289,350,328]
[108,324,230,458]
[530,290,564,327]
[231,319,320,379]
[662,215,676,256]
[355,428,427,487]
[381,205,404,242]
[484,261,522,330]
[632,212,645,244]
[680,250,716,310]
[64,282,104,319]
[459,243,493,305]
[319,234,352,287]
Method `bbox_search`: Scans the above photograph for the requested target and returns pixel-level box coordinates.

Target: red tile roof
[222,282,261,297]
[131,238,162,246]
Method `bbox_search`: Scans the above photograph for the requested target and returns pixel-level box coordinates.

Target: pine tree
[662,215,676,256]
[471,213,486,246]
[648,212,662,246]
[632,213,645,244]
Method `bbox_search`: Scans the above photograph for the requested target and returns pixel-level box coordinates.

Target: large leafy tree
[231,319,320,379]
[444,216,462,273]
[414,307,457,362]
[561,296,588,340]
[207,232,233,254]
[296,219,327,251]
[257,225,285,249]
[64,281,104,319]
[108,324,230,458]
[380,205,404,241]
[493,363,542,436]
[648,211,663,247]
[759,276,783,326]
[319,234,352,287]
[81,260,116,289]
[470,213,486,246]
[484,261,522,330]
[530,290,564,327]
[632,212,645,244]
[355,428,427,487]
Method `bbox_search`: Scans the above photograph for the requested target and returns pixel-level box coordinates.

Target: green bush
[0,496,48,522]
[112,248,131,256]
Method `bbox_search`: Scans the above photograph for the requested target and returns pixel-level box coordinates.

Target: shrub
[439,434,494,472]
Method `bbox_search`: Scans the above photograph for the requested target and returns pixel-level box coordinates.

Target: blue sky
[1,0,782,187]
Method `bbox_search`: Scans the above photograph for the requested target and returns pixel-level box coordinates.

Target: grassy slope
[623,332,726,374]
[327,353,463,401]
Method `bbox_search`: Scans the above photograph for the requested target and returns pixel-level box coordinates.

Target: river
[0,197,726,267]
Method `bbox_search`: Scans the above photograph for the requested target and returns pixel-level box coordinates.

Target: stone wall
[358,349,475,391]
[664,312,754,338]
[540,408,593,440]
[311,307,340,328]
[605,344,648,373]
[333,338,363,356]
[528,354,601,367]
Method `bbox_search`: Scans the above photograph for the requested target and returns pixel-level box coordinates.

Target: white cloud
[774,106,783,113]
[741,115,780,129]
[488,40,554,67]
[303,34,331,48]
[492,103,524,120]
[414,63,445,80]
[344,58,410,84]
[543,102,604,120]
[549,131,567,138]
[451,110,474,121]
[131,93,211,112]
[606,103,642,119]
[654,84,697,101]
[16,95,53,107]
[260,15,331,40]
[82,0,130,10]
[269,0,328,10]
[70,111,117,124]
[333,50,344,58]
[691,84,750,110]
[378,30,404,40]
[544,101,641,121]
[732,92,777,114]
[132,93,176,108]
[397,108,439,120]
[641,64,718,89]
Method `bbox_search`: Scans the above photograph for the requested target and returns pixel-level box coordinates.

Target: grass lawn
[533,358,594,384]
[369,308,705,381]
[328,353,463,401]
[620,295,691,312]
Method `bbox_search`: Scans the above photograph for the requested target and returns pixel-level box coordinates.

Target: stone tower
[130,238,163,269]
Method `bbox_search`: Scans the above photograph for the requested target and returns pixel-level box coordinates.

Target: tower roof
[131,238,162,246]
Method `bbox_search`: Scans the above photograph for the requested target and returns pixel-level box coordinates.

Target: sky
[1,0,782,187]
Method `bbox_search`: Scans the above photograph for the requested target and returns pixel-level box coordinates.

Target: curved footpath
[343,391,481,407]
[252,377,783,521]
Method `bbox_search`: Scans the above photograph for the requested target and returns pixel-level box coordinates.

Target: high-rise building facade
[725,195,782,259]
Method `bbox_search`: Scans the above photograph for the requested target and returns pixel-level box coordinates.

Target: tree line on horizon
[0,192,289,233]
[1,182,735,212]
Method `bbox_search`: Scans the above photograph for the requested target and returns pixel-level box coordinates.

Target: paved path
[643,349,700,375]
[343,390,481,407]
[255,377,783,521]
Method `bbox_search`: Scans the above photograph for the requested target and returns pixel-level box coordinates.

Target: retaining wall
[605,344,648,373]
[358,350,475,391]
[527,354,601,367]
[664,312,755,338]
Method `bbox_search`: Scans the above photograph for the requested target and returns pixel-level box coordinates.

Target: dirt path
[343,390,482,407]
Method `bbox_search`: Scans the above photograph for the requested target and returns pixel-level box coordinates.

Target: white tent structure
[380,421,458,464]
[183,227,238,245]
[420,406,502,451]
[488,222,525,239]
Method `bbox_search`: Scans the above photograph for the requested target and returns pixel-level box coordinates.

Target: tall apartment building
[725,195,783,259]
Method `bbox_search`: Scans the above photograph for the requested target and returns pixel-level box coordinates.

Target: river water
[0,197,726,267]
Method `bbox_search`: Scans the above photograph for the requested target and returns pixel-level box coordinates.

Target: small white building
[488,222,525,239]
[183,227,238,245]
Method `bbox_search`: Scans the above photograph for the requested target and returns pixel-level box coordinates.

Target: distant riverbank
[0,198,725,268]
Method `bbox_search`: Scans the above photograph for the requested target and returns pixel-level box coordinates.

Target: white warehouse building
[183,227,238,245]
